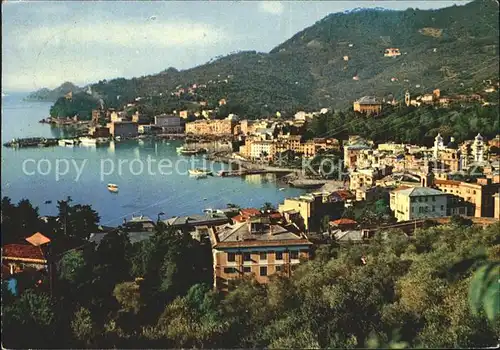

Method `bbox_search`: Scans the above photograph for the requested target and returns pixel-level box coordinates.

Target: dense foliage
[2,197,499,348]
[49,92,99,119]
[40,0,498,119]
[306,103,499,145]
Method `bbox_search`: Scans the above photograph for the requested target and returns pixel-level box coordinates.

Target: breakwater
[3,137,59,148]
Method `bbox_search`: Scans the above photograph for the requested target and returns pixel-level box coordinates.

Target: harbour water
[1,93,305,225]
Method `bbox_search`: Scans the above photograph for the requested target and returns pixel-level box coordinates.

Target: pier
[3,137,59,148]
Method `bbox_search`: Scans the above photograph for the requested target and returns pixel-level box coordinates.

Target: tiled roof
[2,244,46,262]
[356,96,381,105]
[165,213,229,227]
[330,218,357,225]
[214,222,310,248]
[240,208,261,216]
[397,187,445,197]
[25,232,51,246]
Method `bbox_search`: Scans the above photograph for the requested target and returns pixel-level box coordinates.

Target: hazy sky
[2,0,470,92]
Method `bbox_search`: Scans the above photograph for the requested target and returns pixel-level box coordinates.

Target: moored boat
[80,137,97,146]
[188,168,212,177]
[107,183,119,193]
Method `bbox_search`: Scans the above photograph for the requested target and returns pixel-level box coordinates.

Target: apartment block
[209,217,312,291]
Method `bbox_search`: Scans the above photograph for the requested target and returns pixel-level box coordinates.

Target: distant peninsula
[24,82,82,102]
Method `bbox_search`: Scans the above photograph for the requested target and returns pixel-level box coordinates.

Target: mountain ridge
[42,0,499,118]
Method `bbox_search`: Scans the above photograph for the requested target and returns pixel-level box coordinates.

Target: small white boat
[176,146,185,154]
[80,137,97,146]
[279,188,285,191]
[188,168,212,177]
[59,139,76,147]
[107,183,119,193]
[115,136,121,141]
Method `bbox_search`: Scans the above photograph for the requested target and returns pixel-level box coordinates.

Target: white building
[433,133,444,159]
[390,187,447,222]
[250,140,274,160]
[472,133,485,162]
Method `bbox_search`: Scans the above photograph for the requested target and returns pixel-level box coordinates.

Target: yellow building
[353,96,382,115]
[434,178,500,217]
[185,119,236,136]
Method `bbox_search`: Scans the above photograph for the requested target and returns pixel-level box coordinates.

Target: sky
[2,0,471,92]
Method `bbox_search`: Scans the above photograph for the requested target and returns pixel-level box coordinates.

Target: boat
[59,139,76,147]
[180,149,199,156]
[96,137,109,145]
[107,183,119,193]
[79,137,97,146]
[176,146,185,154]
[188,168,212,177]
[279,188,285,191]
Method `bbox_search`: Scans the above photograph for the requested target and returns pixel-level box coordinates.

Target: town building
[208,216,312,291]
[353,96,382,115]
[154,114,184,133]
[384,48,401,57]
[107,121,138,138]
[89,126,111,138]
[278,192,345,232]
[185,119,236,136]
[390,187,448,222]
[344,142,372,169]
[164,212,230,241]
[434,178,500,217]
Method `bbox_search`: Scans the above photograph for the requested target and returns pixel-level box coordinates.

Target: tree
[3,290,56,348]
[58,250,89,287]
[260,202,275,212]
[113,281,143,314]
[57,197,100,240]
[71,307,97,347]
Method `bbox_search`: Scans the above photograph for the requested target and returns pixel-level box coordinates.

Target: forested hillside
[2,196,499,348]
[43,0,498,118]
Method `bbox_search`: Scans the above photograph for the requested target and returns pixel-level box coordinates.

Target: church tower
[434,133,444,159]
[472,133,485,162]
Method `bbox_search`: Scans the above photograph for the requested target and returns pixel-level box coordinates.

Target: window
[260,252,267,261]
[243,252,251,261]
[227,253,235,262]
[290,251,299,259]
[260,266,267,276]
[425,197,428,202]
[275,265,282,273]
[432,205,435,212]
[243,266,251,273]
[224,267,236,274]
[276,252,283,260]
[441,205,444,211]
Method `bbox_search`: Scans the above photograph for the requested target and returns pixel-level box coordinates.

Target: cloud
[258,1,284,15]
[17,20,227,49]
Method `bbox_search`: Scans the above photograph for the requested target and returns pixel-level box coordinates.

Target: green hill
[45,0,499,117]
[25,82,82,102]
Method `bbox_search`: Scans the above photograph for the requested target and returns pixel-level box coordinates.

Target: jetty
[3,137,59,148]
[217,169,293,177]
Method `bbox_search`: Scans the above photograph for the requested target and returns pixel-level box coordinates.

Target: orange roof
[330,218,357,225]
[232,215,246,223]
[335,190,355,200]
[434,179,461,185]
[25,232,51,246]
[240,208,261,216]
[2,244,46,262]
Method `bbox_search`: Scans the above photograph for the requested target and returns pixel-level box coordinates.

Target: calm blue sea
[1,93,305,225]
